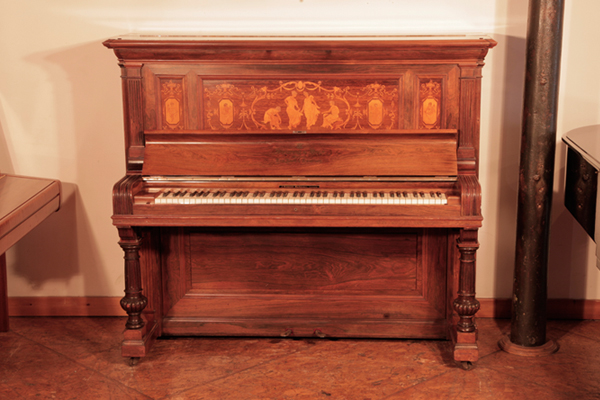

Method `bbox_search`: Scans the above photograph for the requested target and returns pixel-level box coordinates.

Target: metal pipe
[506,0,564,352]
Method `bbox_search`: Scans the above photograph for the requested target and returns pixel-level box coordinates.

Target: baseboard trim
[8,297,125,317]
[7,297,600,319]
[476,298,600,320]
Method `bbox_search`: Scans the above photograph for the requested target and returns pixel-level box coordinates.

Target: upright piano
[104,35,496,365]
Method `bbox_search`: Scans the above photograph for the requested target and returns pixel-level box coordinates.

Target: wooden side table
[563,126,600,269]
[0,174,61,331]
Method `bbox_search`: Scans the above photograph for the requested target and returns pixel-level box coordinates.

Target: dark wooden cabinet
[104,35,495,364]
[563,125,600,267]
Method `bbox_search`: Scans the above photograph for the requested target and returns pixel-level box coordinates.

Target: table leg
[0,253,8,332]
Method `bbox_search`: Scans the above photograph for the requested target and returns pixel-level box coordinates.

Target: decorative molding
[8,297,600,320]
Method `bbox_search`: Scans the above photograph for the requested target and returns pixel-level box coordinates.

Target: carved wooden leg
[118,228,147,329]
[452,228,480,364]
[118,227,157,361]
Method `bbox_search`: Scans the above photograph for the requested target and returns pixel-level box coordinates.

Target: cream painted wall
[1,1,599,300]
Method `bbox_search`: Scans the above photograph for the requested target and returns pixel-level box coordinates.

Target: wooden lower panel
[161,227,448,338]
[190,230,420,295]
[168,295,439,319]
[161,317,448,339]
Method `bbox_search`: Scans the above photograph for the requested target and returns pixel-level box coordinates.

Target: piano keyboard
[154,190,448,205]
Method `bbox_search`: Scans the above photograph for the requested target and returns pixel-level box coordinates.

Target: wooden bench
[0,174,61,331]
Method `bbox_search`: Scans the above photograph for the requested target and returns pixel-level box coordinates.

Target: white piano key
[152,189,450,206]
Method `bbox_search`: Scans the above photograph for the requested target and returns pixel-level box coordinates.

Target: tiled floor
[1,318,599,399]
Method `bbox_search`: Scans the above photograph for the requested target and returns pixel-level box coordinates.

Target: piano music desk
[0,174,61,331]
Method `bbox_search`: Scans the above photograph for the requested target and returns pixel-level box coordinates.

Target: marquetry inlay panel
[419,78,443,129]
[160,78,185,130]
[203,80,400,132]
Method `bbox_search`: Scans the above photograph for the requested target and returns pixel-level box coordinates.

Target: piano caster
[459,361,474,370]
[280,328,293,337]
[314,329,327,338]
[128,357,140,367]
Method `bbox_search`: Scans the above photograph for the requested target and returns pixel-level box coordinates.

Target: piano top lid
[105,33,494,41]
[563,125,600,170]
[103,33,496,61]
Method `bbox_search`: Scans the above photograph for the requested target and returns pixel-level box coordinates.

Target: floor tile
[10,317,316,399]
[548,319,600,342]
[0,330,150,399]
[193,337,454,399]
[475,318,510,358]
[4,317,599,399]
[478,327,600,398]
[385,365,577,400]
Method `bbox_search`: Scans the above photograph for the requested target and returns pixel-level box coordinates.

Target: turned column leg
[118,227,147,330]
[452,229,480,364]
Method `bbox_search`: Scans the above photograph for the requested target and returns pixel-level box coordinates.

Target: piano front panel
[143,63,459,137]
[159,227,448,338]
